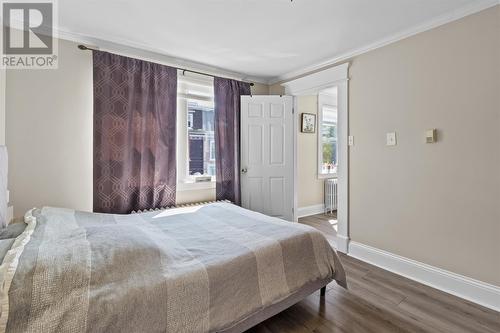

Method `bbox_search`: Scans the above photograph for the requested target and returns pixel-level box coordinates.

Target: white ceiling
[57,0,497,82]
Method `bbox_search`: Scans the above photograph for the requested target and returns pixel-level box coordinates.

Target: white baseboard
[297,204,325,218]
[335,234,349,254]
[7,205,13,224]
[348,242,500,312]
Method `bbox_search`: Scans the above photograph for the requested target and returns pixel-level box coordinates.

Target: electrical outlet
[348,136,354,146]
[386,132,397,146]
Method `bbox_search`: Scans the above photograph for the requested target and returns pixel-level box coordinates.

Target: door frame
[281,63,350,253]
[292,97,298,222]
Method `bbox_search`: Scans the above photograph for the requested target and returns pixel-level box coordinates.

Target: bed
[0,202,346,333]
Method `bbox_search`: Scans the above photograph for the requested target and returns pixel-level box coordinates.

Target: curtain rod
[77,44,254,86]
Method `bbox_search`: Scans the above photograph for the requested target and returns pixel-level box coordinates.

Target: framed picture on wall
[301,113,316,133]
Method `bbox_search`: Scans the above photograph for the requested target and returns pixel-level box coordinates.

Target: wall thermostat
[426,129,437,143]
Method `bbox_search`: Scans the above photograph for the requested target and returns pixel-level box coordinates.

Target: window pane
[321,106,337,174]
[187,100,216,177]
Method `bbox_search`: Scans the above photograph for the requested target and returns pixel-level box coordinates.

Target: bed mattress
[0,202,345,333]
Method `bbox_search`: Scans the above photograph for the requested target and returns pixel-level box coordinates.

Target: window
[177,74,216,189]
[318,88,338,176]
[187,101,215,177]
[209,139,215,161]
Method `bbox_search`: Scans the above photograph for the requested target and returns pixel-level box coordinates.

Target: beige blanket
[0,202,345,333]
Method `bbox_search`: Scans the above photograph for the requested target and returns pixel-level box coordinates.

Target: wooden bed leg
[320,286,326,297]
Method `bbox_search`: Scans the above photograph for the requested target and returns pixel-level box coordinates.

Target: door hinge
[292,107,295,114]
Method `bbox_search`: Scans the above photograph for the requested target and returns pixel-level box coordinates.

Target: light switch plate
[386,132,397,146]
[348,135,354,146]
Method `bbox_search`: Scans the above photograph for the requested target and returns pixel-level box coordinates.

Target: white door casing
[240,96,295,221]
[282,63,349,253]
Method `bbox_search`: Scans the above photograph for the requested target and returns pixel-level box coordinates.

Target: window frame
[317,91,338,179]
[176,73,216,191]
[209,139,215,161]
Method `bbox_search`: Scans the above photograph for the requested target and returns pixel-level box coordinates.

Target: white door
[240,96,294,221]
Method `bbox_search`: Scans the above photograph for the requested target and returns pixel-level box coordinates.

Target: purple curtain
[214,77,251,205]
[93,51,177,214]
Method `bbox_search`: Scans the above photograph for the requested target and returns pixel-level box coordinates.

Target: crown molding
[54,28,269,85]
[282,63,348,95]
[268,0,500,85]
[8,0,498,86]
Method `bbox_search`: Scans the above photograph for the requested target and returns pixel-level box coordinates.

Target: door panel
[269,124,284,165]
[241,96,294,221]
[248,103,263,118]
[248,125,263,165]
[248,177,264,212]
[270,103,284,118]
[269,177,285,216]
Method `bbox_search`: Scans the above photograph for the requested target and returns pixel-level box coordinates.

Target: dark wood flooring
[299,212,338,246]
[246,213,500,333]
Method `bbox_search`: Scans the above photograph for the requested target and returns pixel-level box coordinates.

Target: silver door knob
[241,168,248,174]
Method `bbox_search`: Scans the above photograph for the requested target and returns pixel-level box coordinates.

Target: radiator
[131,199,231,214]
[324,178,338,214]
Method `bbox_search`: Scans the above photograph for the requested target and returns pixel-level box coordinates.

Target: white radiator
[131,199,231,214]
[324,178,338,213]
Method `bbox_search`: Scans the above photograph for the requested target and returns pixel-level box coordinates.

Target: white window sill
[177,180,216,192]
[318,173,337,180]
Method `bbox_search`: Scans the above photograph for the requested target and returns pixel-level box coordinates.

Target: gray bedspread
[0,202,346,333]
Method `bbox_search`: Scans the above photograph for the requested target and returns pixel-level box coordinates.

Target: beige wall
[276,6,500,286]
[177,188,216,205]
[6,39,94,216]
[0,68,5,145]
[349,6,500,285]
[269,83,285,95]
[250,83,270,95]
[297,95,324,208]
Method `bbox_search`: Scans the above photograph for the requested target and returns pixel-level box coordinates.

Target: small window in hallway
[318,86,338,176]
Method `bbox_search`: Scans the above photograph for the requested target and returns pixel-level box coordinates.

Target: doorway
[282,63,350,253]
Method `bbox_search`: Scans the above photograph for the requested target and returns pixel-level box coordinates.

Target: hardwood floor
[246,213,500,333]
[299,212,338,246]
